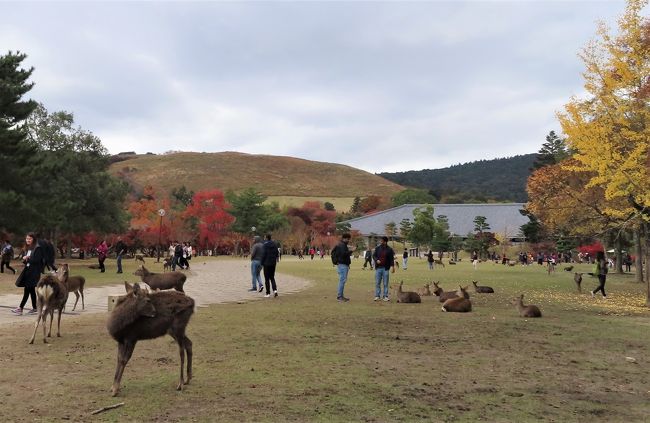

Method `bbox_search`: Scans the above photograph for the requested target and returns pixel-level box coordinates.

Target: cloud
[1,0,627,173]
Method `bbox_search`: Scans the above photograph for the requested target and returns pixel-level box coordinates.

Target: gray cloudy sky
[2,1,629,173]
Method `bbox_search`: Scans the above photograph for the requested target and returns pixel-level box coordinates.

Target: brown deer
[472,280,494,293]
[29,274,69,344]
[441,286,472,312]
[56,263,86,311]
[134,265,186,292]
[432,282,461,303]
[162,257,172,272]
[396,281,421,303]
[416,283,432,296]
[513,294,542,318]
[107,282,195,396]
[574,272,583,293]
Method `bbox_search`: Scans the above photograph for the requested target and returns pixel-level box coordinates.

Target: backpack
[331,245,339,265]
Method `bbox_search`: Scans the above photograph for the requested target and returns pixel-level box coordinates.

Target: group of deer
[395,280,542,317]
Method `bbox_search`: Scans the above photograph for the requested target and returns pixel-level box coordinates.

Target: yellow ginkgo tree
[557,0,650,305]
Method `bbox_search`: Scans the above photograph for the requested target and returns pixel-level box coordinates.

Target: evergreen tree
[532,131,570,169]
[0,51,39,232]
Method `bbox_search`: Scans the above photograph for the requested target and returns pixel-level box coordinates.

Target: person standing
[471,250,479,270]
[11,233,45,315]
[331,233,353,302]
[97,239,108,273]
[172,241,183,271]
[114,236,127,274]
[624,253,632,272]
[591,250,608,299]
[426,250,434,270]
[402,249,408,270]
[1,240,16,274]
[363,248,373,270]
[249,236,264,292]
[261,234,279,298]
[373,236,395,301]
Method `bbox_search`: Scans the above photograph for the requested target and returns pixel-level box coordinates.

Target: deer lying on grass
[472,280,494,293]
[416,283,432,296]
[107,282,195,396]
[441,286,472,312]
[513,294,542,318]
[29,274,68,344]
[574,273,583,293]
[433,282,461,303]
[134,265,186,292]
[395,281,421,303]
[564,265,574,272]
[56,263,86,311]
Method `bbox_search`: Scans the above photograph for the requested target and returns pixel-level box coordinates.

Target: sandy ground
[0,259,311,326]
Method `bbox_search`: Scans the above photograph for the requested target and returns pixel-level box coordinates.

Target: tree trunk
[645,223,650,308]
[615,236,624,274]
[634,228,644,283]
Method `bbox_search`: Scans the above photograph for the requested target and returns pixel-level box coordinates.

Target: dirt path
[0,259,311,326]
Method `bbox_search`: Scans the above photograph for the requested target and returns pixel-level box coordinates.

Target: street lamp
[157,208,165,262]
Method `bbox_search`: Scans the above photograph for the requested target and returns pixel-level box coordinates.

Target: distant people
[261,234,279,298]
[172,241,183,271]
[114,236,127,274]
[591,251,608,299]
[309,247,315,260]
[249,236,264,292]
[178,242,190,270]
[1,240,16,274]
[363,248,373,270]
[471,251,479,270]
[373,236,395,301]
[624,253,632,272]
[97,239,108,273]
[426,250,434,270]
[12,233,44,315]
[331,233,353,302]
[402,249,408,270]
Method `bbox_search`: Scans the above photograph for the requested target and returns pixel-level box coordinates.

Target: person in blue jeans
[331,233,353,302]
[373,236,395,301]
[249,236,264,292]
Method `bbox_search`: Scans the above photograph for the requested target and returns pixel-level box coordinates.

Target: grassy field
[266,196,355,211]
[0,256,649,422]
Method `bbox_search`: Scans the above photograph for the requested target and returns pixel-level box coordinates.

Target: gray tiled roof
[343,203,527,238]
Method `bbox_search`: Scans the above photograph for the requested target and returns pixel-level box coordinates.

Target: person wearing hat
[250,235,264,292]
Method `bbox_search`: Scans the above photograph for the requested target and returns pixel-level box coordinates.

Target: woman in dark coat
[12,232,45,315]
[261,234,279,297]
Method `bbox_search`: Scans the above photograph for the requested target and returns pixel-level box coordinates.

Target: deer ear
[124,281,133,293]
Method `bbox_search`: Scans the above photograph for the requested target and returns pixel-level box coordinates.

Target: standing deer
[29,274,69,344]
[441,286,472,312]
[574,272,583,293]
[134,265,186,292]
[107,282,195,396]
[513,294,542,318]
[56,263,86,311]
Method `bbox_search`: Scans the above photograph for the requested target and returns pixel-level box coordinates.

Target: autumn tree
[183,189,234,249]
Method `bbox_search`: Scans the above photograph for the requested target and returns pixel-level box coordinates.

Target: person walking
[362,248,373,270]
[12,233,45,315]
[331,233,353,302]
[249,236,264,292]
[261,234,279,298]
[426,250,434,270]
[97,239,108,273]
[114,236,127,274]
[1,240,16,274]
[402,249,408,270]
[591,250,608,299]
[172,241,183,271]
[373,236,395,301]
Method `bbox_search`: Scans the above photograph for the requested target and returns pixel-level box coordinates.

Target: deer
[441,286,472,312]
[134,265,186,292]
[574,272,583,293]
[432,282,461,303]
[134,253,146,264]
[513,294,542,318]
[162,257,172,272]
[29,274,69,344]
[395,281,421,303]
[107,282,195,396]
[472,280,494,293]
[564,265,574,272]
[416,283,432,296]
[56,263,86,311]
[433,259,446,268]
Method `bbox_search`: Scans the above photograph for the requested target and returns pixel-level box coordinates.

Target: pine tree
[532,131,570,169]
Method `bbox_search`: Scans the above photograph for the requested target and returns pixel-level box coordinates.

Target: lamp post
[157,208,165,262]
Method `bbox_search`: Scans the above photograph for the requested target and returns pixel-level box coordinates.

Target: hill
[379,154,536,203]
[109,151,405,203]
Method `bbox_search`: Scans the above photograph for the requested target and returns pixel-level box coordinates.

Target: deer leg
[112,340,136,397]
[47,309,55,337]
[28,308,44,344]
[176,337,185,391]
[56,307,63,337]
[184,336,193,385]
[72,292,80,311]
[80,288,84,310]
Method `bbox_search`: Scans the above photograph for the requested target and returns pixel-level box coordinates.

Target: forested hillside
[379,154,536,203]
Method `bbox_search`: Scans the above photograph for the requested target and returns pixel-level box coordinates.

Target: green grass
[0,257,649,422]
[266,196,355,211]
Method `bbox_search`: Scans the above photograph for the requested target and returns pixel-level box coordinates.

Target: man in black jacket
[115,236,127,274]
[373,236,395,301]
[331,233,353,302]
